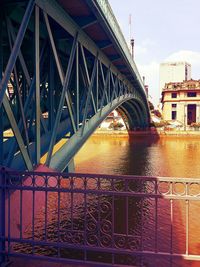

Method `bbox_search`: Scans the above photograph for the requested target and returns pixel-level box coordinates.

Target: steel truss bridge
[0,0,150,172]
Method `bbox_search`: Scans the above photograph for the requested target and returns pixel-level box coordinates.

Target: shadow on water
[12,179,149,266]
[9,174,188,267]
[6,132,200,266]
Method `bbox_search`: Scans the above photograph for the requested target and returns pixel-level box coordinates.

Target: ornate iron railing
[1,169,200,266]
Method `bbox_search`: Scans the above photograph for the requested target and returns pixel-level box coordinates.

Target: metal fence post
[0,167,5,265]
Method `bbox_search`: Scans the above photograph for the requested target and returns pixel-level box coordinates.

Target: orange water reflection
[75,135,200,266]
[75,135,200,178]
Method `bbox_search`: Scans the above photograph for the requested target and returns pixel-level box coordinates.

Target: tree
[148,101,154,111]
[153,109,162,118]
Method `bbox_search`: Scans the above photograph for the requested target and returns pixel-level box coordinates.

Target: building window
[172,111,177,120]
[172,104,177,108]
[187,92,196,97]
[171,93,177,98]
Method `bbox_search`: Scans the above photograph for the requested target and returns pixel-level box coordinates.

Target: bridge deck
[0,0,150,172]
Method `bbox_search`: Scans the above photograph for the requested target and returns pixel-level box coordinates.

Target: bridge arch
[0,0,150,171]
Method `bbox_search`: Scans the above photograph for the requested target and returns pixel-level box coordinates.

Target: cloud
[134,38,156,57]
[135,44,147,56]
[141,38,157,47]
[137,61,160,105]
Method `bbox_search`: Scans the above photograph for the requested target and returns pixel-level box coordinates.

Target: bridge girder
[0,0,150,171]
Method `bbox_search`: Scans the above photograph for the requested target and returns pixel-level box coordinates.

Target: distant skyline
[108,0,200,106]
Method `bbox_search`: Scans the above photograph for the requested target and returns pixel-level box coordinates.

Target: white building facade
[161,80,200,127]
[159,62,191,92]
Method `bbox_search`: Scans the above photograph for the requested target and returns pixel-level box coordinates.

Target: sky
[108,0,200,106]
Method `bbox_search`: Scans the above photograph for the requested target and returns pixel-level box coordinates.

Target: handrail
[95,0,146,96]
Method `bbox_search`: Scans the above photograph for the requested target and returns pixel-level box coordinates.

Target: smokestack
[142,76,145,85]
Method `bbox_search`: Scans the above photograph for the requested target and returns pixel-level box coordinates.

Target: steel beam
[0,14,3,165]
[76,44,79,130]
[130,100,146,128]
[0,0,150,172]
[3,96,33,170]
[99,61,109,103]
[7,18,31,86]
[0,0,35,107]
[7,17,48,135]
[49,94,134,171]
[44,20,78,165]
[5,42,48,166]
[35,5,40,164]
[7,17,31,160]
[81,55,98,135]
[43,12,77,134]
[80,44,97,114]
[96,61,99,110]
[35,0,130,88]
[49,51,55,130]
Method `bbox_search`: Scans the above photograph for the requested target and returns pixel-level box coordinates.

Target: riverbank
[94,128,200,137]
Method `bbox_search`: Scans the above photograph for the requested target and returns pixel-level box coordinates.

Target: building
[159,62,191,92]
[161,79,200,126]
[100,110,126,130]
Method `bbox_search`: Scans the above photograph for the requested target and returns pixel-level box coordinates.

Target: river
[75,135,200,178]
[74,134,200,267]
[12,134,200,267]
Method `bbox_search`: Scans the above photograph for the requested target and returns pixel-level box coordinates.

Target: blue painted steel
[0,0,35,107]
[5,43,47,167]
[49,94,134,171]
[35,5,40,164]
[49,53,55,130]
[0,14,3,166]
[81,55,98,135]
[76,44,80,130]
[45,30,78,166]
[0,0,150,171]
[7,22,31,158]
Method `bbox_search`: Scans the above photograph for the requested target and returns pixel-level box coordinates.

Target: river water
[74,134,200,267]
[75,135,200,178]
[12,134,200,266]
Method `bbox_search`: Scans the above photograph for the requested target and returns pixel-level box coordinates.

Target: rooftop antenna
[129,14,134,59]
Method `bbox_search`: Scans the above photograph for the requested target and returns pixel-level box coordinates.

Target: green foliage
[148,101,154,111]
[151,120,170,128]
[109,121,124,130]
[190,122,200,128]
[153,109,162,118]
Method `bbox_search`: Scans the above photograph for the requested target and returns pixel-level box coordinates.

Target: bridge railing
[95,0,146,95]
[1,169,200,266]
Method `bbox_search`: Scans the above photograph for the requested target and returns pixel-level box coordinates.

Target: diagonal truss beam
[3,96,33,170]
[35,5,40,164]
[43,12,77,134]
[80,44,97,114]
[6,15,31,160]
[81,54,98,135]
[44,12,78,166]
[7,17,48,134]
[0,0,35,107]
[49,94,134,171]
